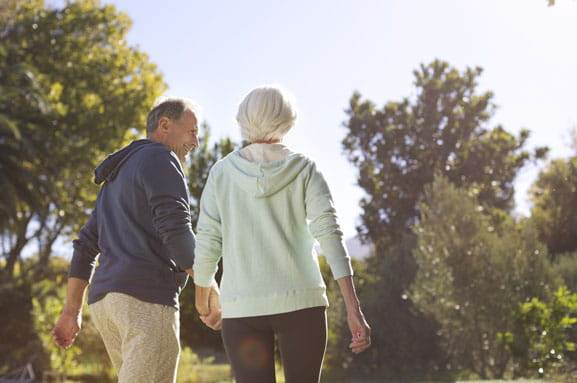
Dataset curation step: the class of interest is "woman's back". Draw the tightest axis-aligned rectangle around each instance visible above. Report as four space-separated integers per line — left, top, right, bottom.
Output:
194 146 351 318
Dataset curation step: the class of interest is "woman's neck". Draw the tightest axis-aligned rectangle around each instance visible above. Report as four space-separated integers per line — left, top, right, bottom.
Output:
252 139 281 144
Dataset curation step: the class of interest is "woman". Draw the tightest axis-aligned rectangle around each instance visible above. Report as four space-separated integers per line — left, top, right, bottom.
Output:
193 85 371 383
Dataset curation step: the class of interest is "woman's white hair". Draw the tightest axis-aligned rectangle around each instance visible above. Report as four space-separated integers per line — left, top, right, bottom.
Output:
236 85 297 142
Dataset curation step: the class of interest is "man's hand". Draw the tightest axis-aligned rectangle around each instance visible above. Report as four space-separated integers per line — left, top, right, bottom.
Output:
347 309 371 354
51 311 82 349
195 282 222 331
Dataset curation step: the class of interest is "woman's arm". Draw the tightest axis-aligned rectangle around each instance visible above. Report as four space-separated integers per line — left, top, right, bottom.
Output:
336 275 371 354
193 172 223 330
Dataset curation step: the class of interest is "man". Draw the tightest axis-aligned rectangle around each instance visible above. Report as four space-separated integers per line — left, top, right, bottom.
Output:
51 98 221 383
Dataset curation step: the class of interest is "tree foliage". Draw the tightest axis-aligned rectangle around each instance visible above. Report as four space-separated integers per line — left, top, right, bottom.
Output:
411 175 559 378
0 0 165 281
530 157 577 256
0 0 52 230
0 266 42 374
187 124 237 229
343 59 546 249
0 40 51 230
341 59 547 376
509 287 577 377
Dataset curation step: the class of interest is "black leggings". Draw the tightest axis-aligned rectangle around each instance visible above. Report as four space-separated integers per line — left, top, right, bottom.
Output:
221 306 327 383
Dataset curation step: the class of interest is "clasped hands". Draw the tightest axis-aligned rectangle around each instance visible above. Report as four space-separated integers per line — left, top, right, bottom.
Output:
195 281 222 330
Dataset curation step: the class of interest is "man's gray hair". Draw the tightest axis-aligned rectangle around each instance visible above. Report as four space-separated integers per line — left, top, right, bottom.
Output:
146 96 202 135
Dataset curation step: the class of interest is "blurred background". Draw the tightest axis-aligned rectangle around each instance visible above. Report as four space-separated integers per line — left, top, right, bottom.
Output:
1 0 577 381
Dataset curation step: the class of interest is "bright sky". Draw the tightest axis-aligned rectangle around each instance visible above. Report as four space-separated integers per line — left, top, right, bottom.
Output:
54 0 577 239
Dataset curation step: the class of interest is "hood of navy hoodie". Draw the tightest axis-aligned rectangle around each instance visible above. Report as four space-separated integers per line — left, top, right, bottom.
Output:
93 139 152 185
222 151 309 198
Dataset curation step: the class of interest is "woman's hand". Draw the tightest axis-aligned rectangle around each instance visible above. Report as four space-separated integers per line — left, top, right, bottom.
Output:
346 308 371 354
195 282 222 330
336 275 372 354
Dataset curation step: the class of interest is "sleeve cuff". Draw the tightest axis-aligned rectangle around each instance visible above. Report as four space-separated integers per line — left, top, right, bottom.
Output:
318 236 354 280
166 231 196 271
193 258 218 287
193 269 216 287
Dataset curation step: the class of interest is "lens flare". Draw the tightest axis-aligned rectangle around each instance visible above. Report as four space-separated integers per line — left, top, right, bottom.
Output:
237 337 271 370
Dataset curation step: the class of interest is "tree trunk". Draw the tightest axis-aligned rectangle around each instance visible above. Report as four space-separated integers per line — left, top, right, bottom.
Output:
2 214 32 280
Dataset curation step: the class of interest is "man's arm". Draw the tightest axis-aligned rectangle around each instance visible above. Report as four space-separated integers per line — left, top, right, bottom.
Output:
53 204 100 349
52 277 89 349
141 152 196 271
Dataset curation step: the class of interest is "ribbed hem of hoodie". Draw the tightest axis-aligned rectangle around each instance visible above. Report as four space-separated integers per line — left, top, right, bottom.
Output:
317 237 354 279
221 287 329 319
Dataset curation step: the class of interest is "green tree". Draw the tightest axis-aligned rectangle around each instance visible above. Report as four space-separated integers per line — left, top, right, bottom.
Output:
553 252 577 293
0 43 49 231
551 253 577 368
530 157 577 256
341 59 546 375
343 60 545 249
0 264 43 374
411 176 558 378
0 0 52 230
0 0 165 281
187 124 237 229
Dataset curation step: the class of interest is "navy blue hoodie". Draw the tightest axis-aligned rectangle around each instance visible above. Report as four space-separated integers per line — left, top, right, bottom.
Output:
69 139 195 309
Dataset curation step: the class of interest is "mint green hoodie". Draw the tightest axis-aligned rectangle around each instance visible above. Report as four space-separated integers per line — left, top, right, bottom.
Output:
193 150 353 318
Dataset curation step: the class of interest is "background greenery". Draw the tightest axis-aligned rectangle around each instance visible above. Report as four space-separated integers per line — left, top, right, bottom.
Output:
1 0 576 382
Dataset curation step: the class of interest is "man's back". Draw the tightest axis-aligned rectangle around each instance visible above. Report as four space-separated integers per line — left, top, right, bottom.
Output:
69 139 195 309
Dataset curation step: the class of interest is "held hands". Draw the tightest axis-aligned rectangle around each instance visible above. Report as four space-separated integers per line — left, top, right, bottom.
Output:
195 282 222 330
51 310 82 349
347 308 371 354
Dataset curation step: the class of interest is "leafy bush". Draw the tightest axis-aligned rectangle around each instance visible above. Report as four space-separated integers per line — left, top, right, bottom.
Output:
506 287 577 377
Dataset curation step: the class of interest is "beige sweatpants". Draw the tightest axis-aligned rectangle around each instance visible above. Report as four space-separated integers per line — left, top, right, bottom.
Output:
90 292 180 383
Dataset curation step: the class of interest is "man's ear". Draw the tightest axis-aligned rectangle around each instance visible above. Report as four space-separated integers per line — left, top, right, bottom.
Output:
158 117 171 134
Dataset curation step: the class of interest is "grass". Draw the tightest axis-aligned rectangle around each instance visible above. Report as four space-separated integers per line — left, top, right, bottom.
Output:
320 380 548 383
58 349 553 383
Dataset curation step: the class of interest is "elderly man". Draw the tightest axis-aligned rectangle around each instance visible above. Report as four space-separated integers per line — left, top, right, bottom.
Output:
52 98 220 383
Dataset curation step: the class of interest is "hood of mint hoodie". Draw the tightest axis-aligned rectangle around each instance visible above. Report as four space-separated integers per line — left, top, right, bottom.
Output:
221 151 310 198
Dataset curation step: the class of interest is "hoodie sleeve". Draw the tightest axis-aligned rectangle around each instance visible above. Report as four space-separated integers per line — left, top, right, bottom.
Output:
193 171 222 287
140 151 195 271
305 162 353 280
69 205 100 282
